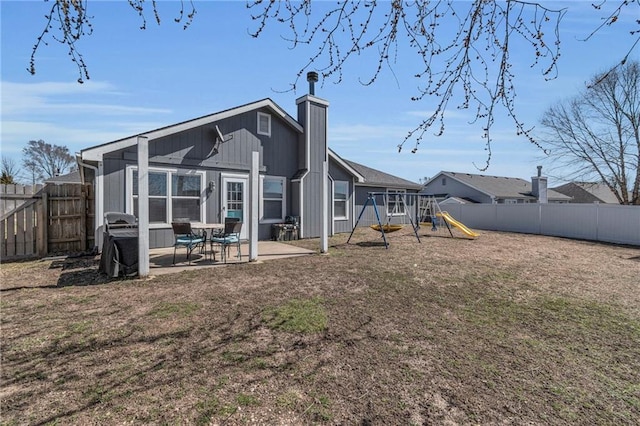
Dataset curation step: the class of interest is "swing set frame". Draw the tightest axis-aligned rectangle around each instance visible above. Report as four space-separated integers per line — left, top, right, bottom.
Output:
346 192 421 249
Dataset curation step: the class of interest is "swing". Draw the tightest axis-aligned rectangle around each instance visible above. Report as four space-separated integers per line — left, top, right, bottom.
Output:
347 192 421 249
370 223 403 233
417 195 456 237
370 191 404 233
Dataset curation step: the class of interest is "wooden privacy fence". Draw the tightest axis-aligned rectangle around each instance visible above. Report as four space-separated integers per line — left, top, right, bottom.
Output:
1 183 95 260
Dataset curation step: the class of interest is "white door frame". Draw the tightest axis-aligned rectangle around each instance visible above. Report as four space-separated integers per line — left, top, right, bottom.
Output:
221 173 249 239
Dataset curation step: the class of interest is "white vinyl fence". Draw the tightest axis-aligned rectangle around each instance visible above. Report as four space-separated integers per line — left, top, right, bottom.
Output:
438 203 640 246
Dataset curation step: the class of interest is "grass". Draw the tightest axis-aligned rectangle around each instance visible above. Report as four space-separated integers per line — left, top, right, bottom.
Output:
263 297 328 333
148 301 199 318
1 229 639 424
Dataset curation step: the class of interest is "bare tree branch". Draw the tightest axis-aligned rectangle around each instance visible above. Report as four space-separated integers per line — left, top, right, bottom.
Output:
539 60 640 205
29 0 638 170
22 140 75 182
247 0 570 169
1 157 20 184
29 0 196 83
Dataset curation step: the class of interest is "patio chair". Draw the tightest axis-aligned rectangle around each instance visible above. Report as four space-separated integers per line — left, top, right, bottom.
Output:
210 221 242 263
171 221 206 265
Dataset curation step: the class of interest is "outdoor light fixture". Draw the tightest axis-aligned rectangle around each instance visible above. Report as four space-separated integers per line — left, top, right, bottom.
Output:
208 181 215 193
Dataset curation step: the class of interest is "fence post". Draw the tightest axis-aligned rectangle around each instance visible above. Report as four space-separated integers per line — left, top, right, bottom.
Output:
80 185 87 252
538 204 542 235
595 203 599 242
39 192 48 256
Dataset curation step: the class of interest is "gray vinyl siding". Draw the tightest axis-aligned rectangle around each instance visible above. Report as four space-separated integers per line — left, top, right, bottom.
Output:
299 99 328 238
303 173 324 238
103 157 126 214
354 187 391 227
329 159 354 234
423 176 493 203
101 108 301 248
291 181 301 219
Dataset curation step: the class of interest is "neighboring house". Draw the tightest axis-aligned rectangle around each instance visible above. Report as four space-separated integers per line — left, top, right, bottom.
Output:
552 182 620 204
439 196 470 205
78 92 421 250
421 169 571 204
44 170 82 185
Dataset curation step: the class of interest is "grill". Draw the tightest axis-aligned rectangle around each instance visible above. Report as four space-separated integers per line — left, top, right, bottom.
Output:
271 216 299 241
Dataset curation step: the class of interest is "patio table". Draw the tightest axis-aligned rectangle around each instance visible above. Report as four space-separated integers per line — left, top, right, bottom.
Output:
192 224 224 261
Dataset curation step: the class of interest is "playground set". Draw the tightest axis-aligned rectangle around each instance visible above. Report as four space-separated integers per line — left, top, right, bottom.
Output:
346 192 479 249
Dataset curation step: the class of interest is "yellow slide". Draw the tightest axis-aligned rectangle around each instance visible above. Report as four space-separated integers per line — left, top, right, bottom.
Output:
436 212 479 238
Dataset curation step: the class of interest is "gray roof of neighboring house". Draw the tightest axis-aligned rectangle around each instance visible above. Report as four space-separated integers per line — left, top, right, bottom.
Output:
552 182 620 204
433 171 571 201
440 196 472 204
44 170 82 184
344 159 423 190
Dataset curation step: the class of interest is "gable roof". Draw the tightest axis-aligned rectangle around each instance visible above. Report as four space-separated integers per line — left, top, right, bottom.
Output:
80 98 303 161
44 170 82 185
344 159 422 190
552 182 620 204
328 149 365 183
428 171 570 201
440 196 472 205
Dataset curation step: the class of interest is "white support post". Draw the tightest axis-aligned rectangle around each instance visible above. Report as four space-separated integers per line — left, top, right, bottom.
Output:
321 160 328 253
137 136 150 277
249 151 259 261
96 161 104 251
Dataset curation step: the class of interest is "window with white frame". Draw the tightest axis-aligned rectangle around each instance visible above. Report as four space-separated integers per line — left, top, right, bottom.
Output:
128 167 204 226
257 112 271 137
333 181 349 220
386 189 406 216
171 174 203 221
261 176 286 222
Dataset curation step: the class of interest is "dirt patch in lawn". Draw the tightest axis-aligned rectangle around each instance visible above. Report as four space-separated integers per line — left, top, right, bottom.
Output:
1 229 639 425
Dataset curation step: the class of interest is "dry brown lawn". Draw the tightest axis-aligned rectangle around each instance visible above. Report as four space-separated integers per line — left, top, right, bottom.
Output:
1 229 639 425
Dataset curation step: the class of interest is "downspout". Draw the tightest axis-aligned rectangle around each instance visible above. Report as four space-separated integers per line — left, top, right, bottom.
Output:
328 174 335 236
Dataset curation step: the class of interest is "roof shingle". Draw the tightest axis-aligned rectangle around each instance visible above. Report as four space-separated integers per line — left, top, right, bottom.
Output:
345 160 422 190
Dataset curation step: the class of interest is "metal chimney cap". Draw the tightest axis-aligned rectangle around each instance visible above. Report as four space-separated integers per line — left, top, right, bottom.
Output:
537 165 543 177
307 71 319 82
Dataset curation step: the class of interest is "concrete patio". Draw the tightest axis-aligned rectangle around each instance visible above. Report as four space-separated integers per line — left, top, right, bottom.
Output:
148 241 315 275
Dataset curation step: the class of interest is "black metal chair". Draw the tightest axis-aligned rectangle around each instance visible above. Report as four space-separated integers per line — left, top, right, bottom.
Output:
171 221 206 265
224 217 240 225
210 221 242 263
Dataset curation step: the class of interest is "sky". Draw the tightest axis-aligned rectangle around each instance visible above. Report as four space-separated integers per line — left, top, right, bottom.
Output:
1 1 639 186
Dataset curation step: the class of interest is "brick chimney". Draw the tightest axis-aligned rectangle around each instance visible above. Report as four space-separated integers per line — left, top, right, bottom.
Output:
531 166 548 203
